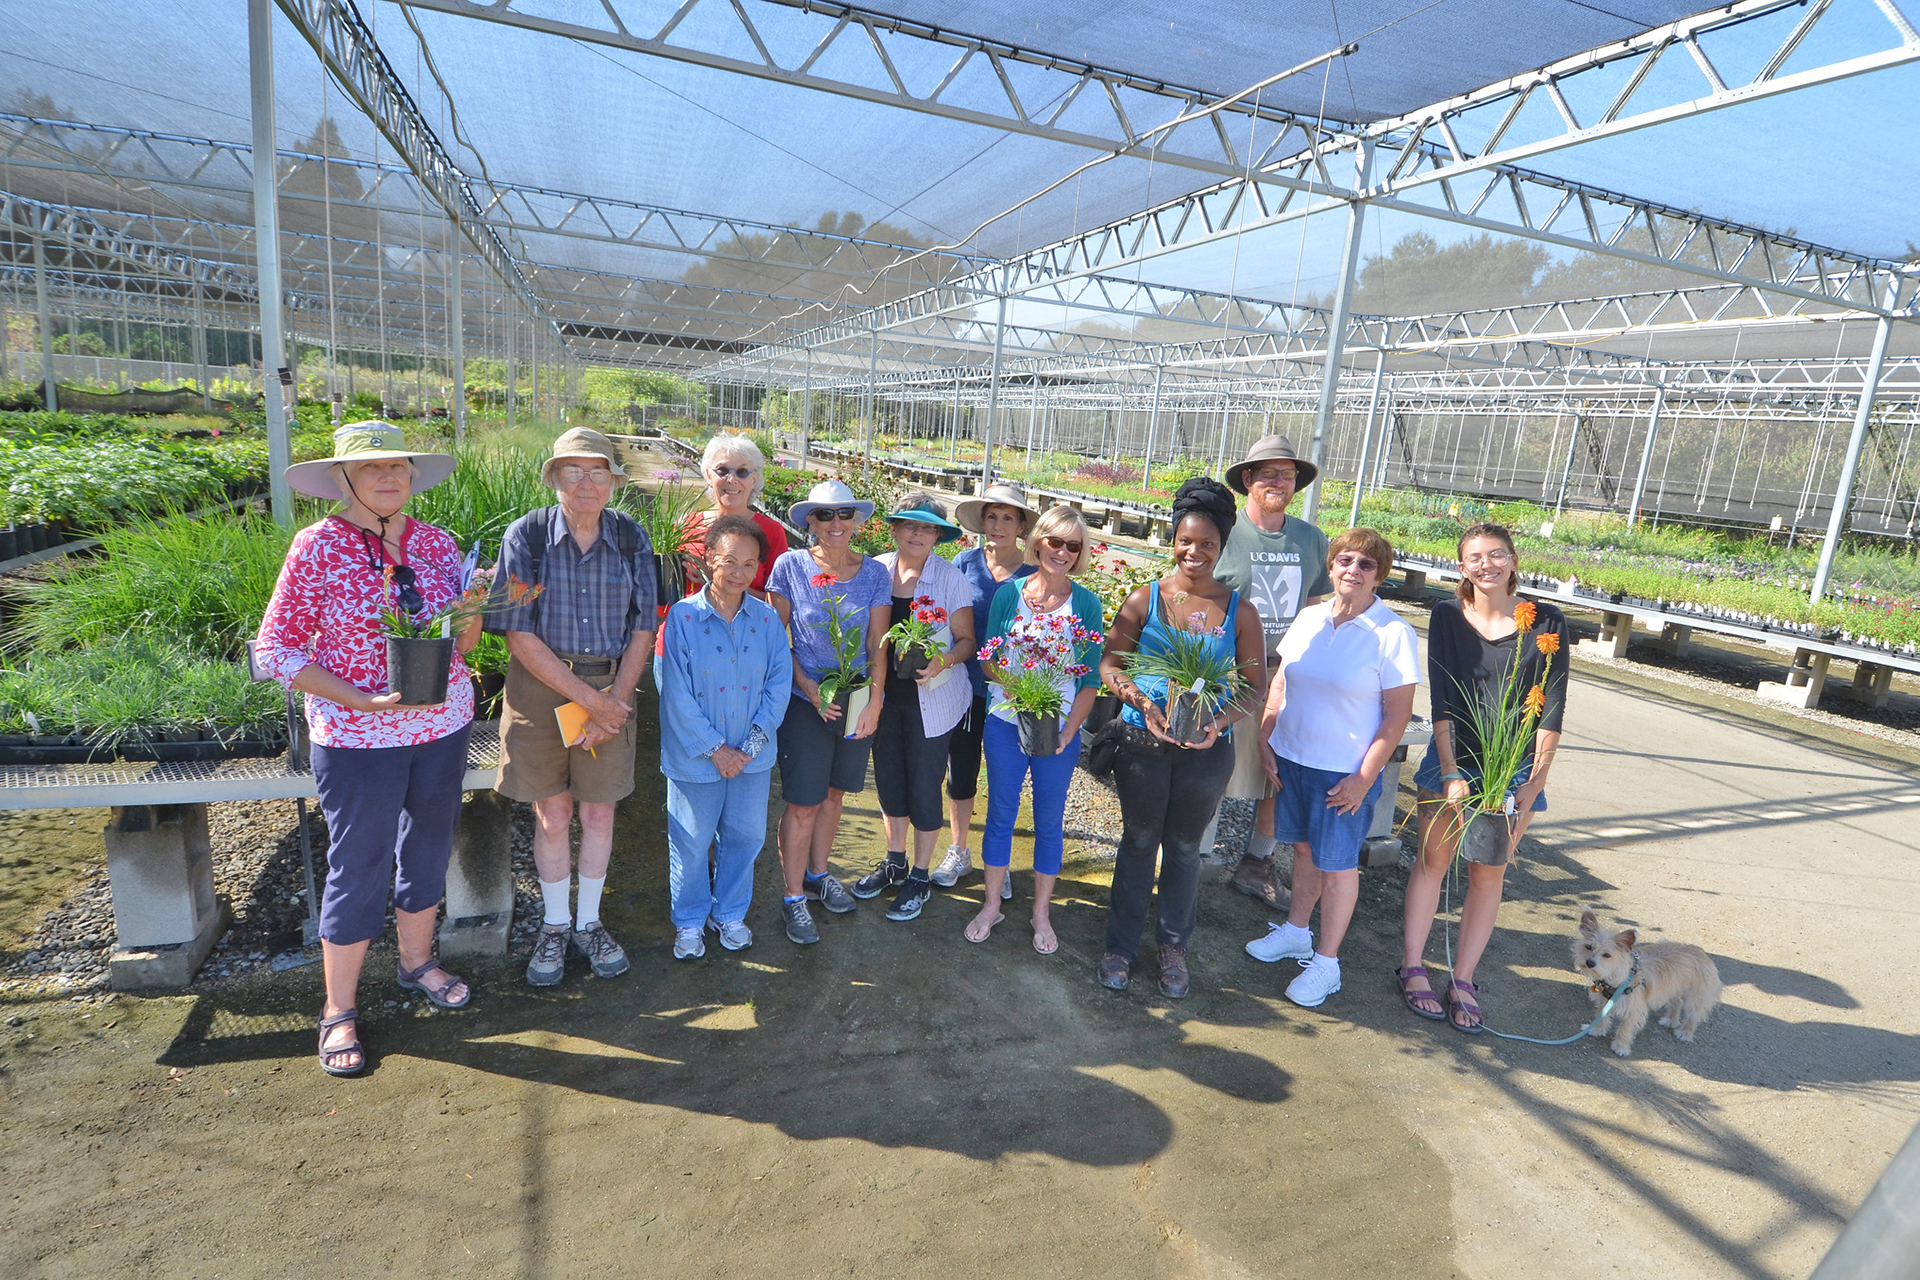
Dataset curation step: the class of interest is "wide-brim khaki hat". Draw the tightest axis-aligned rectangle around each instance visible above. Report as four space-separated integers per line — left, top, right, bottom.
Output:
540 426 630 488
954 482 1040 533
284 420 456 500
1225 434 1319 494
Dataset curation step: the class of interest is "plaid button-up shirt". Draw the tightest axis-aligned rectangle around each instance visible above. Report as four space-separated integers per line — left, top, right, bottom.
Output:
493 504 657 657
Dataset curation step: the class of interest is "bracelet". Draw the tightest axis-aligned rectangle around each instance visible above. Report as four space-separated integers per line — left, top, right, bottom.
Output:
1440 769 1470 782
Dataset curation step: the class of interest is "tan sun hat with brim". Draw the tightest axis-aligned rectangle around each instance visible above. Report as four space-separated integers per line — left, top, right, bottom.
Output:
540 426 629 488
953 482 1040 534
284 420 457 501
1225 434 1318 495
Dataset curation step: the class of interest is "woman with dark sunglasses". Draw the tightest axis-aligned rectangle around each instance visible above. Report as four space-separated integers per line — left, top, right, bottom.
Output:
256 422 481 1077
1242 528 1420 1011
765 479 891 945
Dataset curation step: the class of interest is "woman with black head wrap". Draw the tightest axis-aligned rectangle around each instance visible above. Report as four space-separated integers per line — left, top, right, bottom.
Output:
1096 477 1268 997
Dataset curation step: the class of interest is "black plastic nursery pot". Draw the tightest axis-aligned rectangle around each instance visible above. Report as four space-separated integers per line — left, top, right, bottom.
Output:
0 734 115 766
893 648 930 683
386 635 456 706
1016 709 1060 757
1166 689 1209 745
1085 693 1122 734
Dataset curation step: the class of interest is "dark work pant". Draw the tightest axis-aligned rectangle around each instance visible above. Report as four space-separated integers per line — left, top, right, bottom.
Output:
311 723 473 946
871 690 954 833
1103 732 1235 959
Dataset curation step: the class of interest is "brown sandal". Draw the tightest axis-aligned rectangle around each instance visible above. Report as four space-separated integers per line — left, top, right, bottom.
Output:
1395 966 1447 1021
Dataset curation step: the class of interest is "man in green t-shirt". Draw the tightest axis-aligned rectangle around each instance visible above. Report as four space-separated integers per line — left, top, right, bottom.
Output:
1212 435 1333 910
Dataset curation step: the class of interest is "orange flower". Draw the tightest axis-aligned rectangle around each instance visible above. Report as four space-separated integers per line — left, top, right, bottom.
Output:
1512 599 1537 633
1523 685 1546 718
1535 630 1561 656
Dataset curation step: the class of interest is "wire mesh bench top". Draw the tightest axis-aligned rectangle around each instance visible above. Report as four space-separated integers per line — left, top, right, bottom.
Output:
0 722 502 811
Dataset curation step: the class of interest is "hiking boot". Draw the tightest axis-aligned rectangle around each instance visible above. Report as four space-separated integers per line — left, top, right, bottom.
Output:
930 845 973 887
1158 944 1191 999
783 899 820 945
572 922 631 978
672 926 705 960
525 924 569 987
706 917 753 950
851 856 907 900
885 876 933 922
807 873 857 914
1097 952 1132 991
1231 854 1292 912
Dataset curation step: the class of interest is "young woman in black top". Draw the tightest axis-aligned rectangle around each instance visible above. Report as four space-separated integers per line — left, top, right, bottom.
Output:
1398 523 1569 1032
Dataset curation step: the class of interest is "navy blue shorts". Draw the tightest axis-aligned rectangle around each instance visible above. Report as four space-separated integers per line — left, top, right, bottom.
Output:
1271 753 1383 873
1412 750 1548 812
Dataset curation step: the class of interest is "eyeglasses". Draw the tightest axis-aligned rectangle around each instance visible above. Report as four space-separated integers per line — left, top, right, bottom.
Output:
813 506 862 524
710 465 756 480
1040 535 1083 555
1248 465 1297 485
557 465 616 486
359 528 425 613
1332 552 1378 574
1463 549 1515 566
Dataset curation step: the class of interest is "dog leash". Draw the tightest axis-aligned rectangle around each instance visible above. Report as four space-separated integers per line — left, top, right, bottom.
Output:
1431 818 1641 1045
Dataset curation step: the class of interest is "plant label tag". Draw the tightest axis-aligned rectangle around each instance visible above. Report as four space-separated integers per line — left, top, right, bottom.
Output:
925 664 958 693
842 684 873 737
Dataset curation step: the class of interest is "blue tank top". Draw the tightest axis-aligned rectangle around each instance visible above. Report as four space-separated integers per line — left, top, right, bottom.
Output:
1120 580 1241 731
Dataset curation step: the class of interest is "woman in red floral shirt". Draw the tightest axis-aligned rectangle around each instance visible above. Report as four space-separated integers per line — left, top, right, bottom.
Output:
255 423 482 1076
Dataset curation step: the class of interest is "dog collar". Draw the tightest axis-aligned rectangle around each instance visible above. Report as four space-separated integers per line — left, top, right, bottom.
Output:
1590 952 1641 1001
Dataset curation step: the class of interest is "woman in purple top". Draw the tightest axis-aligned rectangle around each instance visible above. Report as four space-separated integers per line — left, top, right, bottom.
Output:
765 479 891 946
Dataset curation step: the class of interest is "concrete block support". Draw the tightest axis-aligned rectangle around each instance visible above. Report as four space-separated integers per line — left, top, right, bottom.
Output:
1758 649 1833 709
104 803 229 989
440 789 516 959
1850 661 1895 709
1657 623 1693 658
1575 610 1633 660
1401 569 1427 591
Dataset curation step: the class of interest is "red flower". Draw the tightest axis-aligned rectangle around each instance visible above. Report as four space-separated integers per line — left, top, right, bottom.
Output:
931 607 948 623
809 572 834 588
915 610 934 623
915 594 936 607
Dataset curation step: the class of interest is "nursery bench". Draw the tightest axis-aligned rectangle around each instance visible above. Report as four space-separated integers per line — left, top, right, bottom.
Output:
0 723 512 990
1388 555 1920 711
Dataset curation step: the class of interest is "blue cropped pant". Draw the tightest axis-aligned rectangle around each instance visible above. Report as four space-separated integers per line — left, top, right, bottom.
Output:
981 714 1080 876
666 770 773 930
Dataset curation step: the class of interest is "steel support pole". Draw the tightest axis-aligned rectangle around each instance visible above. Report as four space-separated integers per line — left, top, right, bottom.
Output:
979 294 1008 489
861 330 878 456
1810 1115 1920 1280
1628 383 1668 526
948 375 960 462
1024 383 1041 473
0 289 9 385
449 238 465 445
1141 364 1165 493
191 282 212 410
505 288 517 430
249 0 292 526
1350 352 1387 527
1214 397 1232 476
1302 172 1370 525
33 236 57 412
1811 314 1894 605
1554 414 1582 518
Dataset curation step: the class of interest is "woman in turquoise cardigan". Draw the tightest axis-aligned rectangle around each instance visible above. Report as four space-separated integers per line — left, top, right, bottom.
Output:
964 505 1105 955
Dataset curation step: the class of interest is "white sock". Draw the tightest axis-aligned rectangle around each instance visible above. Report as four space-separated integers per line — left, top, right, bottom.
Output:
575 875 606 931
1243 830 1277 862
540 877 572 928
1274 920 1312 942
1309 951 1340 971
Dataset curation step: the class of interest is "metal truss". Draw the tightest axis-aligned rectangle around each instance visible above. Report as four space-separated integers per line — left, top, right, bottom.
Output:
1 193 260 305
275 0 558 336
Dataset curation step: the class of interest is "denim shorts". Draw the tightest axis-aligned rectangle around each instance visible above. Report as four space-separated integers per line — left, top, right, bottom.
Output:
1412 750 1548 812
1271 753 1383 874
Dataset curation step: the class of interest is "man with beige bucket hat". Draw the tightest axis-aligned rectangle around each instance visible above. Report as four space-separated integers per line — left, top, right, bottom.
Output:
1211 435 1332 910
491 427 657 986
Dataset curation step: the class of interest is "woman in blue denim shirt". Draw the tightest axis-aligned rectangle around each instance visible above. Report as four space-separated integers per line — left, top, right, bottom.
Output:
656 516 792 958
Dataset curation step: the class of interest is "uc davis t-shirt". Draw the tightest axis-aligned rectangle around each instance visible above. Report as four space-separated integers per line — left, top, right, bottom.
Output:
1213 515 1334 657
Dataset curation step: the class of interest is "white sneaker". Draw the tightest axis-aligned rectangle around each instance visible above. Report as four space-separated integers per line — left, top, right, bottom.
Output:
673 926 706 960
1286 956 1342 1008
1245 921 1314 963
706 917 753 951
931 845 973 887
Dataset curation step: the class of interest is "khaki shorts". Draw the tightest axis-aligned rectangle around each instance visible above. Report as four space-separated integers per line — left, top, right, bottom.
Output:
496 655 638 804
1224 716 1276 801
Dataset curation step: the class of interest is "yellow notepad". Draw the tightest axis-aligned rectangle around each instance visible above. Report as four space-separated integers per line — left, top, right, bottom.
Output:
555 701 596 756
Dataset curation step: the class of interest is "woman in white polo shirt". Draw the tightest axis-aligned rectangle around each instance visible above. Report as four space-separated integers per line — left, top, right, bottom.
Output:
1244 528 1420 1009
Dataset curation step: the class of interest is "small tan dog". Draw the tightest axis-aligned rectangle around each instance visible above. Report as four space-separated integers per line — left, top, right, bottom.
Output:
1572 911 1722 1057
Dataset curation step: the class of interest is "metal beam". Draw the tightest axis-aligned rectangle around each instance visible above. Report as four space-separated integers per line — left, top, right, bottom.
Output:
251 0 294 526
1811 313 1896 603
33 235 55 411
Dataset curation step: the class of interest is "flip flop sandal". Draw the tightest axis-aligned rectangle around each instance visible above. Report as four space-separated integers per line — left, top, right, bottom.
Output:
1447 979 1486 1034
964 912 1005 944
1395 965 1448 1021
318 1009 365 1077
1032 923 1059 956
397 958 472 1009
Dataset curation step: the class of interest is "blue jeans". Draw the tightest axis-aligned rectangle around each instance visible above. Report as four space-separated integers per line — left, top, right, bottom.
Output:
666 770 773 930
981 715 1080 876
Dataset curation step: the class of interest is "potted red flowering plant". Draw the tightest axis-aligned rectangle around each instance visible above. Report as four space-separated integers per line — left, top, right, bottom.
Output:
1450 599 1562 861
883 594 949 682
378 564 540 706
810 571 870 713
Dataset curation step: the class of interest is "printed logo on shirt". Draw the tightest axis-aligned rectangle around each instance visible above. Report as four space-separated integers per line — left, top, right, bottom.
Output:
1245 553 1304 643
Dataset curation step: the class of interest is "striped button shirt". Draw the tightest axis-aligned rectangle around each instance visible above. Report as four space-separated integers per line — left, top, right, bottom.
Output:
493 504 657 657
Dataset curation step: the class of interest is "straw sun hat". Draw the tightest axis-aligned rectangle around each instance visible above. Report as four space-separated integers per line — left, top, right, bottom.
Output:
283 420 456 501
